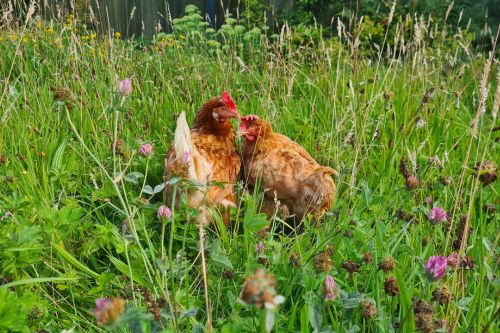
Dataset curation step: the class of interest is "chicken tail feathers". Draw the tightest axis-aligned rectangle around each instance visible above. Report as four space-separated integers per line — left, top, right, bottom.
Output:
315 166 338 177
174 111 197 180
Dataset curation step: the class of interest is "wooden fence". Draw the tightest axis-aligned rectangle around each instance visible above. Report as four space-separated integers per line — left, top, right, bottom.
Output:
38 0 331 38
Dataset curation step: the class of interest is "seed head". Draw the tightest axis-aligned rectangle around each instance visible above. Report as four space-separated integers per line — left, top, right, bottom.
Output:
384 277 400 296
378 257 396 273
432 285 452 305
240 269 284 310
361 300 377 320
476 161 497 186
341 260 360 274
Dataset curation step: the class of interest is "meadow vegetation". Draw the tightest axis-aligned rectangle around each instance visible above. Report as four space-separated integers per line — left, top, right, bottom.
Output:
0 3 499 333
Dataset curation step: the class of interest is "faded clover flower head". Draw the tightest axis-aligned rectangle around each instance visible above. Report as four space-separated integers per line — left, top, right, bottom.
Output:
323 275 338 301
425 255 448 281
118 78 132 95
255 241 265 255
447 252 460 269
139 143 153 156
425 196 433 205
429 207 447 224
157 205 172 220
93 297 125 327
240 269 284 310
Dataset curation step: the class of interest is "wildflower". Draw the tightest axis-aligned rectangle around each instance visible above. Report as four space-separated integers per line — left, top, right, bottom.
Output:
439 176 451 187
424 256 447 281
240 269 284 332
179 35 186 40
447 252 459 269
361 301 377 320
415 117 426 128
434 319 451 333
413 299 434 333
289 253 301 267
314 246 333 272
36 22 43 29
240 269 284 309
432 285 452 305
363 252 373 263
378 256 396 273
93 297 125 327
115 31 121 39
428 207 447 224
452 215 471 250
157 205 172 220
139 143 153 156
255 241 265 255
384 277 400 296
476 160 497 186
341 260 360 274
323 275 338 301
424 196 433 205
47 28 54 34
118 78 132 95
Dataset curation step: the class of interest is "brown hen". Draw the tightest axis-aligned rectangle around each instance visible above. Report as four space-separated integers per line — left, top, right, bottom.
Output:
164 92 241 225
240 115 336 222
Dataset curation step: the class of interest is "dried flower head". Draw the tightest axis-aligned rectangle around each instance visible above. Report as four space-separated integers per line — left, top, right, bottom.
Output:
452 215 471 250
414 312 435 333
157 205 172 220
240 269 284 310
434 318 451 332
439 175 451 186
139 143 154 156
119 78 132 95
429 207 447 224
289 253 301 267
460 255 474 269
405 175 420 190
223 270 234 279
447 252 460 269
384 277 400 296
425 256 447 281
361 300 377 320
323 275 338 301
314 248 333 272
93 297 125 327
141 287 161 321
255 241 265 255
432 285 452 305
379 257 396 273
424 196 433 205
476 160 497 186
341 260 360 274
363 252 373 264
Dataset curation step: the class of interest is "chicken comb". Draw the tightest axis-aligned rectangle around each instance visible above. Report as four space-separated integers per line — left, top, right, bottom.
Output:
221 91 237 113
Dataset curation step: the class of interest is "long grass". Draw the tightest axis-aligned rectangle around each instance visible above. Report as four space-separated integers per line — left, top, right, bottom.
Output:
0 4 499 333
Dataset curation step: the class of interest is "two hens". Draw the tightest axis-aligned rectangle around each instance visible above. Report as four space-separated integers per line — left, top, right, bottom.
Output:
239 115 336 222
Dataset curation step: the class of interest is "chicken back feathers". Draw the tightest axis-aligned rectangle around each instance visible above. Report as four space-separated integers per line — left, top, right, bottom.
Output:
164 93 241 224
240 115 336 221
